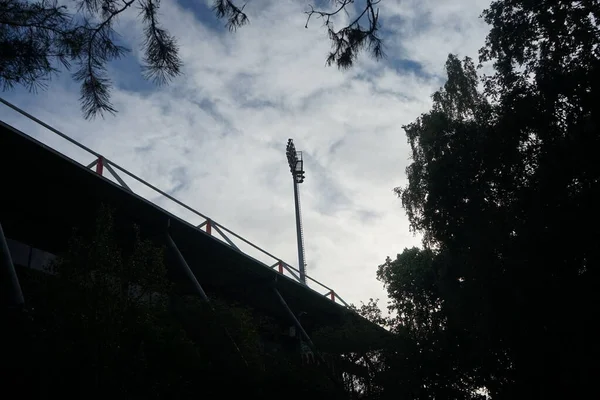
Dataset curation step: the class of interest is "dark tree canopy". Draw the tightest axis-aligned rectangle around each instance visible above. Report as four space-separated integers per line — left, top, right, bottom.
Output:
0 0 384 119
384 0 599 398
2 205 350 398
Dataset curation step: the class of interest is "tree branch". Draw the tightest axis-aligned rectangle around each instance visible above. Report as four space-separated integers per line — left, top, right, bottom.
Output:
304 0 352 29
139 0 182 85
76 0 134 118
212 0 248 32
1 0 387 120
305 0 384 69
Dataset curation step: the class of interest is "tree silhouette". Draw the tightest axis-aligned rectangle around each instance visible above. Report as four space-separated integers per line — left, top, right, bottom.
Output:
387 1 599 398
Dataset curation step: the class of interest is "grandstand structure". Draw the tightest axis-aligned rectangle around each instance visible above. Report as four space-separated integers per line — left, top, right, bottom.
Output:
0 97 389 384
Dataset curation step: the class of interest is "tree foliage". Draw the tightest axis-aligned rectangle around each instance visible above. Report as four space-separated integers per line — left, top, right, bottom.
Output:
0 0 384 119
0 0 181 119
381 0 599 398
305 0 384 69
2 205 349 398
377 248 443 338
4 206 212 397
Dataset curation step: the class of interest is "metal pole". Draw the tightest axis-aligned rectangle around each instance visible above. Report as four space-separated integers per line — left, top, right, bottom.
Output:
0 97 101 157
0 223 24 307
292 179 306 284
165 231 209 302
166 224 249 368
273 287 315 351
273 287 345 392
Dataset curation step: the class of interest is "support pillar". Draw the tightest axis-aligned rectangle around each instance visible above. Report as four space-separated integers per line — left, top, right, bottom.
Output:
0 223 24 307
273 286 345 392
166 222 248 369
273 287 317 352
166 231 209 302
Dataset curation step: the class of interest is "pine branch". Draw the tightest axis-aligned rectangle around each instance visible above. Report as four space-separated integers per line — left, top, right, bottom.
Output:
139 0 182 85
74 0 133 119
1 0 388 120
212 0 248 32
306 0 385 69
0 0 83 91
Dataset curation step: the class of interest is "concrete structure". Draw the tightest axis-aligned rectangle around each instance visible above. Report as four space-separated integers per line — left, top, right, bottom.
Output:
0 100 390 384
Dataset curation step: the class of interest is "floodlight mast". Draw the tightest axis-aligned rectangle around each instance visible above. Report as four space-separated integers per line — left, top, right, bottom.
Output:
286 139 307 284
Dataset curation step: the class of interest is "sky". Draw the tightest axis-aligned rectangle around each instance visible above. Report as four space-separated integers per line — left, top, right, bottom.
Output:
0 0 492 307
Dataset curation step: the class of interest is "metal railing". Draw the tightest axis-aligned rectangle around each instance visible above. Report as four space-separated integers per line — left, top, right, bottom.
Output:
0 97 349 307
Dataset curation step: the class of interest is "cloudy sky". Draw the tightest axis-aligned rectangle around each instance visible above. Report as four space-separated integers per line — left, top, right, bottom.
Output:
0 0 492 307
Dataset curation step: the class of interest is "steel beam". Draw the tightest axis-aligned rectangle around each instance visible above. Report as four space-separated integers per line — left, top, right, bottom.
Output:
334 293 350 307
104 162 132 192
166 224 248 368
86 159 99 169
273 286 345 391
0 96 101 158
212 224 239 250
197 220 207 229
0 223 24 307
273 287 316 351
282 264 301 282
166 231 209 302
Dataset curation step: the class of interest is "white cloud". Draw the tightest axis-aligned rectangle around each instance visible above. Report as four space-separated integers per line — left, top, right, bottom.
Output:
380 0 491 74
0 0 492 307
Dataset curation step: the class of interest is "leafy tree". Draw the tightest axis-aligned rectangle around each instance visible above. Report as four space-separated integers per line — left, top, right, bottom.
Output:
389 1 599 398
376 247 488 400
14 206 218 398
0 0 384 119
3 205 354 398
377 247 442 338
